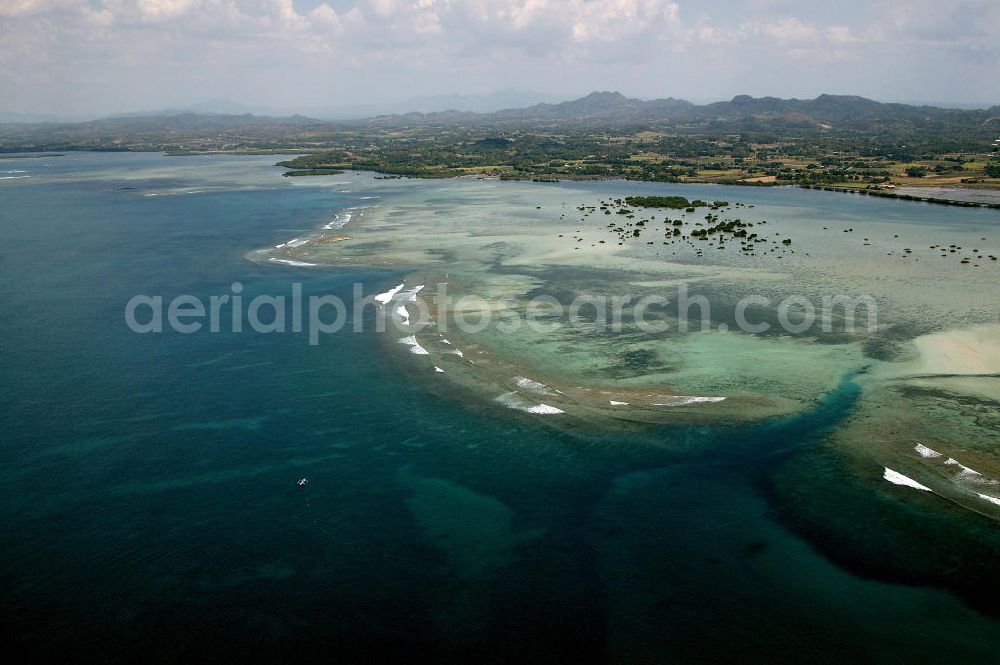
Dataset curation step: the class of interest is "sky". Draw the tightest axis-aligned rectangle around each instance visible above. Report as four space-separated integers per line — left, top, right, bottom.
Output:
1 0 998 117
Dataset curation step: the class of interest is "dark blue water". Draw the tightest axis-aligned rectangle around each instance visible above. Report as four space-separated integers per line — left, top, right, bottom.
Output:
2 153 999 663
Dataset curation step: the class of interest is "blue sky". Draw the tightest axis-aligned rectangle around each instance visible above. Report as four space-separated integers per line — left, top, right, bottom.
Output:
1 0 997 116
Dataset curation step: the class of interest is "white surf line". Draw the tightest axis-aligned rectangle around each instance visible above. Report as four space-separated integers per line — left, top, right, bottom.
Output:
322 208 356 230
944 457 1000 486
267 258 317 267
495 392 564 415
273 204 368 254
398 335 429 355
434 366 444 373
525 403 565 414
652 396 726 406
0 175 31 179
609 400 629 406
913 445 999 489
883 467 932 492
914 443 942 458
883 468 1000 520
391 285 428 326
945 458 980 478
977 493 1000 507
401 284 425 301
374 283 405 305
514 376 557 396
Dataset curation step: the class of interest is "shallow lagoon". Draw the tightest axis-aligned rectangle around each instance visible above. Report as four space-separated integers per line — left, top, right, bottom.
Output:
278 168 1000 624
3 153 1000 661
279 174 1000 463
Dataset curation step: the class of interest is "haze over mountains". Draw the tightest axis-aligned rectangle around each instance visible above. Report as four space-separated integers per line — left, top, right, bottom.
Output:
0 90 574 124
364 91 1000 129
5 91 999 128
2 91 999 154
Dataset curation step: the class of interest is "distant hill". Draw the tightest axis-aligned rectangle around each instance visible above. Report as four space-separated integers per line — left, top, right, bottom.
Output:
279 90 572 120
0 112 329 152
367 91 1000 134
496 91 693 121
2 92 999 153
368 91 693 125
0 111 70 123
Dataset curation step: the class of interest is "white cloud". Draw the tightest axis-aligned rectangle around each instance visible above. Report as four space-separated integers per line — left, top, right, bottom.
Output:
571 0 680 42
0 0 997 115
755 17 817 42
0 0 77 17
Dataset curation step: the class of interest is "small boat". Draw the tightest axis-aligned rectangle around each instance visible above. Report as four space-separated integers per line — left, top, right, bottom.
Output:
297 478 309 487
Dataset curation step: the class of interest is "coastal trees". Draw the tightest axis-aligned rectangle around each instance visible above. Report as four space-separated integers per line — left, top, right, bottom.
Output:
624 195 706 209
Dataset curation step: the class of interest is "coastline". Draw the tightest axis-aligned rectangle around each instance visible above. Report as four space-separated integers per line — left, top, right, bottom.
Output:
800 183 1000 209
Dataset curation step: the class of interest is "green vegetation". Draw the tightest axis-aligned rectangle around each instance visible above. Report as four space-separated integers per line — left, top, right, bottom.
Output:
265 129 1000 196
624 196 705 209
3 93 999 199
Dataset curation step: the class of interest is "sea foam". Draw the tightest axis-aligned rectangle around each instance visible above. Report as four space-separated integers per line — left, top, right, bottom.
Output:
323 209 355 230
652 396 726 406
402 284 425 301
375 283 405 305
495 391 564 414
883 467 932 492
914 443 942 458
395 305 410 325
398 335 429 355
267 258 317 267
944 458 999 486
945 458 985 481
514 376 555 395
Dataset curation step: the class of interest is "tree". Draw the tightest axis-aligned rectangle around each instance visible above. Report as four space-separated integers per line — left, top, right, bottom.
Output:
905 166 927 177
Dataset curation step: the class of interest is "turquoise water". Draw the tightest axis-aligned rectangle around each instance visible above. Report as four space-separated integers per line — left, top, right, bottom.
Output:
2 153 999 663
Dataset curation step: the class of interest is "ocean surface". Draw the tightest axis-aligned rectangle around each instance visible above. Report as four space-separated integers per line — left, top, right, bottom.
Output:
2 153 999 663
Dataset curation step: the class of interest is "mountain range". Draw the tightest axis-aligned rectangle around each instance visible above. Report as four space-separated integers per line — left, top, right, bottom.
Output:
366 91 1000 132
2 92 999 153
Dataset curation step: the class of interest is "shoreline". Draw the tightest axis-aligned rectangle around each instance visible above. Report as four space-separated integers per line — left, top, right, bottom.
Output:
8 149 998 211
800 183 1000 209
